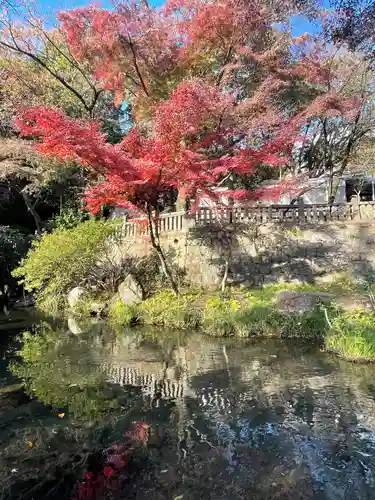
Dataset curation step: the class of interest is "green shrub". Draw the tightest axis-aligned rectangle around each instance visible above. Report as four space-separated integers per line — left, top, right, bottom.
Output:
325 309 375 361
12 219 117 313
285 307 328 339
108 297 138 326
52 204 89 230
72 293 109 318
139 290 201 329
235 306 285 337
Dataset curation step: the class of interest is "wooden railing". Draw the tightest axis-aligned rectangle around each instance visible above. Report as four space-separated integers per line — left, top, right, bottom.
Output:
116 202 375 238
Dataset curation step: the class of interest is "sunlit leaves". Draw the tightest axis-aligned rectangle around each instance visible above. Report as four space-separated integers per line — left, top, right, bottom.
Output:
14 0 365 213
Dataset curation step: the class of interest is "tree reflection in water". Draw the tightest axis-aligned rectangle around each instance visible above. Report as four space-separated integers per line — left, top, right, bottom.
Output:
0 320 375 499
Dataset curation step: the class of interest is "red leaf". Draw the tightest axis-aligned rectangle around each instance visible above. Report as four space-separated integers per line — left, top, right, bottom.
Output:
85 472 94 481
103 465 114 478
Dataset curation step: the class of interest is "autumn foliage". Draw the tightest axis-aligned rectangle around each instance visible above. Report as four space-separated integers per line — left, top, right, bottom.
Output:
74 421 150 500
15 1 360 216
12 0 364 291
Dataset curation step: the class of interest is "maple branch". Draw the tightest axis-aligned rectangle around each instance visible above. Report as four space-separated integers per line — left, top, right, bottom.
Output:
216 45 234 86
4 181 43 232
43 29 102 96
8 7 100 96
0 28 96 115
328 81 367 204
119 35 149 97
90 88 104 118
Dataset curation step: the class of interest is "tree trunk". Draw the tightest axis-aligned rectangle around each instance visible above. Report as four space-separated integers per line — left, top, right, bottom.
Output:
19 188 42 233
147 206 179 295
327 166 338 207
221 258 230 293
328 109 362 207
175 190 186 212
220 244 232 293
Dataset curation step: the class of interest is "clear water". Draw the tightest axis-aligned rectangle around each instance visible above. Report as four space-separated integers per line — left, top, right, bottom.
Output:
1 315 375 499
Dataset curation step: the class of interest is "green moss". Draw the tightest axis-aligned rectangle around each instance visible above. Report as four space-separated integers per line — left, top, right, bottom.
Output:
320 272 364 296
285 227 304 238
325 309 375 361
119 282 341 339
244 281 317 305
58 272 375 363
122 282 375 362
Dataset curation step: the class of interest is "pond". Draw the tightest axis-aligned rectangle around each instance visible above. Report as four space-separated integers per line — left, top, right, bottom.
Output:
1 315 375 499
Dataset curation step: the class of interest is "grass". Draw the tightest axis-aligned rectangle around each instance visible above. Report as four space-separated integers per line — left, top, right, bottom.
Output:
324 309 375 361
138 290 201 329
202 296 330 339
108 296 138 326
105 284 335 340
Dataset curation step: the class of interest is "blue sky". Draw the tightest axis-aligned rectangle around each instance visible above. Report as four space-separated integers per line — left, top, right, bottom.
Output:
39 0 164 15
39 0 325 37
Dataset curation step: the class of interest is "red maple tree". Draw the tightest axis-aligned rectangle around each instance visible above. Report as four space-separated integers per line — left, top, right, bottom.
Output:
15 0 359 293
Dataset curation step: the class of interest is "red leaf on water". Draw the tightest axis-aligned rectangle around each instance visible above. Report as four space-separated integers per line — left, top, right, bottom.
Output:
103 465 114 478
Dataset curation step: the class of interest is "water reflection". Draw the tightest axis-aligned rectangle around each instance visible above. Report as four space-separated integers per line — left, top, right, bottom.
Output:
2 320 375 499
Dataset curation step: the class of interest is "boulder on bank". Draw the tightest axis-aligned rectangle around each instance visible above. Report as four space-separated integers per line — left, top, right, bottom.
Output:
275 290 335 314
118 274 144 305
67 287 86 309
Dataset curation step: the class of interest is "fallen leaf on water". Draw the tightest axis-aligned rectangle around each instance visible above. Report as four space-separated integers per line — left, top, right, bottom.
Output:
103 465 114 478
57 412 65 418
27 441 34 448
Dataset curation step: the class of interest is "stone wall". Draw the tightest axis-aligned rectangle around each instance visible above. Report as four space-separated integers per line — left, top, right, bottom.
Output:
113 220 375 287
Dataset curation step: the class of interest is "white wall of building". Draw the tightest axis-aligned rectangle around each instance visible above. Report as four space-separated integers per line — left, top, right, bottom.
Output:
198 178 350 207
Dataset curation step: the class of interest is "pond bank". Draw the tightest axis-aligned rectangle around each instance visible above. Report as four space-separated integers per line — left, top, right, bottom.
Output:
67 277 375 363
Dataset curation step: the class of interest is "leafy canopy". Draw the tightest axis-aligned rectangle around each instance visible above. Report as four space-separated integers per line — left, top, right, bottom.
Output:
14 0 363 217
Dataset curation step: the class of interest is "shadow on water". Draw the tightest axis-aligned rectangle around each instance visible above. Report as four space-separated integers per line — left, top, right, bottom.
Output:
0 317 375 499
